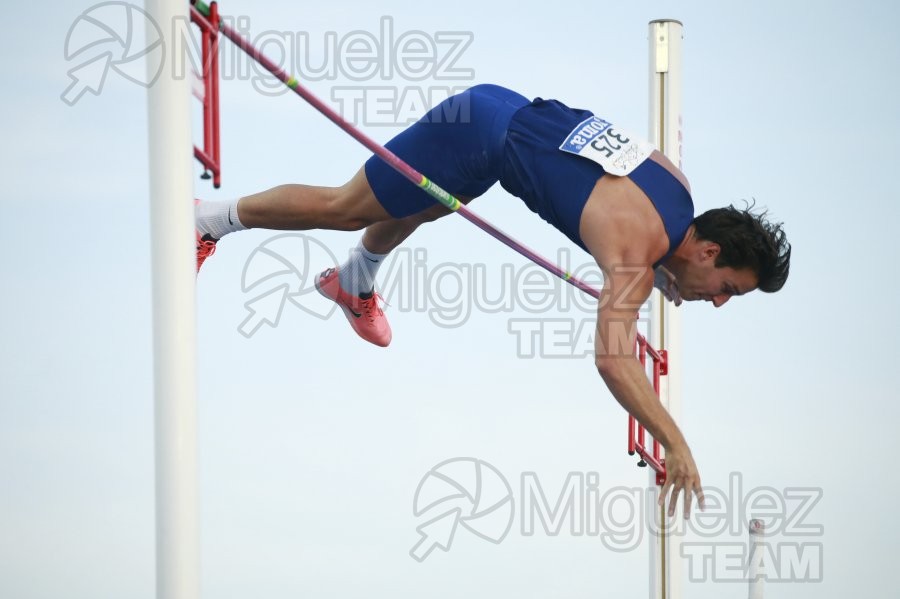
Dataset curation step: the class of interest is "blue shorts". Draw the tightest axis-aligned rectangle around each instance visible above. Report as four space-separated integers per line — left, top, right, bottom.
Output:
364 84 529 218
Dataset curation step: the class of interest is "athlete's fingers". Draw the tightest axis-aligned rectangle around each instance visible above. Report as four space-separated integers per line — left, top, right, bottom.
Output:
668 480 684 517
659 477 673 508
695 483 706 512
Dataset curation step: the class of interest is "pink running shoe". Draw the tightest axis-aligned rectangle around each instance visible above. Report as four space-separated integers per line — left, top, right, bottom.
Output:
315 266 392 347
195 199 217 273
196 230 217 273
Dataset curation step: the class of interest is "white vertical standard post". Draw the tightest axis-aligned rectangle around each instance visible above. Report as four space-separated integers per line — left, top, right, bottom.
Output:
145 2 200 599
748 519 766 599
647 18 685 599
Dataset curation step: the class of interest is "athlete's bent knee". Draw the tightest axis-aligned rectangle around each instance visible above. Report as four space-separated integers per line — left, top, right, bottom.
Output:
324 201 373 230
319 194 376 230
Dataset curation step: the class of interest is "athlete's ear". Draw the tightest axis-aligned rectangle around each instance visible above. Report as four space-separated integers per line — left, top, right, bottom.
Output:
699 241 720 263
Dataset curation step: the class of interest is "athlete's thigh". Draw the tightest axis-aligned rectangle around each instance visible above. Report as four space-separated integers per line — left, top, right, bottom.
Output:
409 194 475 224
336 166 395 225
340 163 475 227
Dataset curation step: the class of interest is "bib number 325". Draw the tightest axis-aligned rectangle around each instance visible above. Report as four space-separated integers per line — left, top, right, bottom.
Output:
559 116 656 176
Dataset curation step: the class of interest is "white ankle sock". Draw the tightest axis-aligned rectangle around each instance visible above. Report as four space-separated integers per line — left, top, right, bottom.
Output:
339 240 389 297
196 198 247 240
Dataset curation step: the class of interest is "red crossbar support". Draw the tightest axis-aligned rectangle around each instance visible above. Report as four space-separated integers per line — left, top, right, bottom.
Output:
191 1 221 187
628 333 668 486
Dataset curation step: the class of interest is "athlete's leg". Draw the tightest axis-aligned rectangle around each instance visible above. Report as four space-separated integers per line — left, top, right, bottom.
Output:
335 197 473 298
312 192 475 349
236 166 392 232
360 196 474 254
194 166 395 272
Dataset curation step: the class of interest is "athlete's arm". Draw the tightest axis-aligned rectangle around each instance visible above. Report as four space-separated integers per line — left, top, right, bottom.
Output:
579 173 703 517
593 261 704 518
594 267 683 447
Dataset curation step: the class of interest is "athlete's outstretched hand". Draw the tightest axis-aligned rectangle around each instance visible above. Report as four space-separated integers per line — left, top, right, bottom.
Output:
659 444 705 519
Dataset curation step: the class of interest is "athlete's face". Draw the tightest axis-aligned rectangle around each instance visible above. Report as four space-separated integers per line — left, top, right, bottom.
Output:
674 243 758 308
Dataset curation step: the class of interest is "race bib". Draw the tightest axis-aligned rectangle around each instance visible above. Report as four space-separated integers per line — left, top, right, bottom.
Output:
559 116 656 176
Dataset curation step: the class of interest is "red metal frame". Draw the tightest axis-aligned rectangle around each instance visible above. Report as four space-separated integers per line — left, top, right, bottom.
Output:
191 1 221 188
628 332 668 486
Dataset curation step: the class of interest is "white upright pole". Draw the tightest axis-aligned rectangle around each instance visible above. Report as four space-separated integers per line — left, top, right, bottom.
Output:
648 18 684 599
748 519 766 599
145 2 200 599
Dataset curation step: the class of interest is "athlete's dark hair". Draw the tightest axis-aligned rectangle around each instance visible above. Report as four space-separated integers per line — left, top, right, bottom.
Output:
691 201 791 293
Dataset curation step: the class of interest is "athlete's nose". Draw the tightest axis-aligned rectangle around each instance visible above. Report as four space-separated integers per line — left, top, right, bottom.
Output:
711 295 731 308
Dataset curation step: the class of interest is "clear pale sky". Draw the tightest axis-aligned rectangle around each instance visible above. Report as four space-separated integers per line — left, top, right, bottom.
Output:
2 0 897 598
